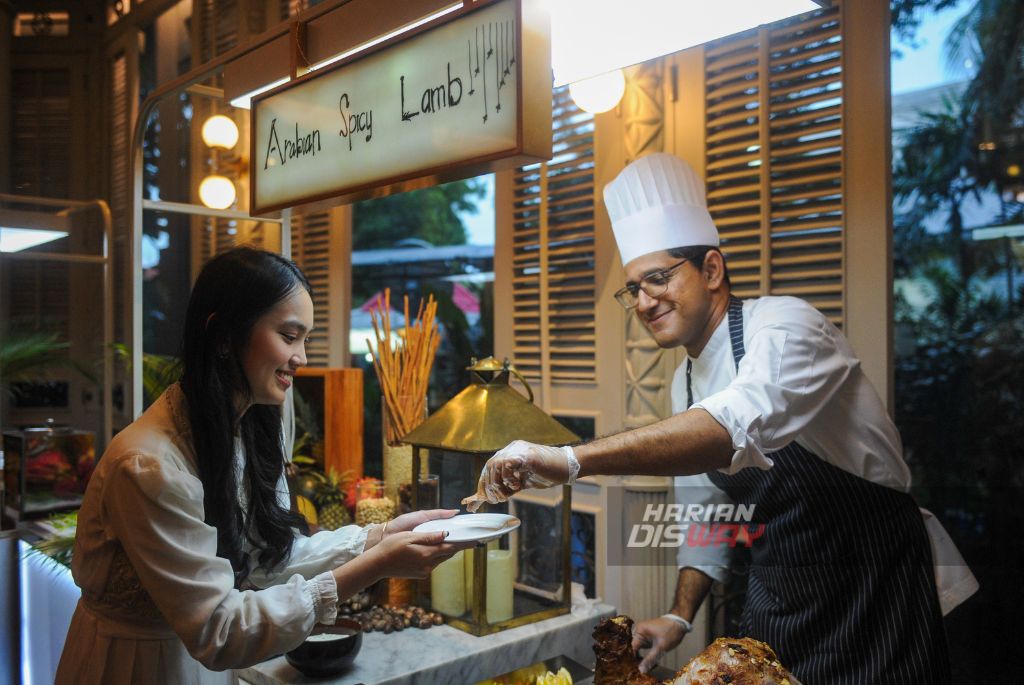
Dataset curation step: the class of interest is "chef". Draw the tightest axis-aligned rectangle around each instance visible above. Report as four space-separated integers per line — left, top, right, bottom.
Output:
465 153 978 684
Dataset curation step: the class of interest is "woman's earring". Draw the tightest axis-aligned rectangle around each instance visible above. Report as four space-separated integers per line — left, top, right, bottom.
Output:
218 346 229 359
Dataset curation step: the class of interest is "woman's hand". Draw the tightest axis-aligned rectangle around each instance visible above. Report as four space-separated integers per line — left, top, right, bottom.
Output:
363 509 458 551
386 509 459 534
334 526 469 601
369 530 472 579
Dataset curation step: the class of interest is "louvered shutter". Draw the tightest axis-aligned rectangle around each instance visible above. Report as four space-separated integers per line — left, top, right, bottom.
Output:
290 211 333 367
277 0 342 368
6 68 73 351
704 2 844 325
198 0 240 63
110 53 130 342
11 69 71 199
511 86 597 382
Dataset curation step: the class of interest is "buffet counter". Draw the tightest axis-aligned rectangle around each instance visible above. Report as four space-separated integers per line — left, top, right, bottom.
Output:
237 601 616 685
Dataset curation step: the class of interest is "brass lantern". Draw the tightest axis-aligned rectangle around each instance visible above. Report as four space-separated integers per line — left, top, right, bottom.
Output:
402 356 578 635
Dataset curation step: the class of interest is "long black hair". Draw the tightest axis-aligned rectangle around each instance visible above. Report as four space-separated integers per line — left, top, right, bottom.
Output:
179 247 310 586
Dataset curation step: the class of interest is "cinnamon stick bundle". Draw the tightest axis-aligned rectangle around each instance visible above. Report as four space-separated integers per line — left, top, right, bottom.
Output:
367 289 440 444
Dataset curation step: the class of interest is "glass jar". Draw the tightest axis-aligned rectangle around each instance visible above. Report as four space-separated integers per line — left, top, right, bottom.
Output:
355 478 395 526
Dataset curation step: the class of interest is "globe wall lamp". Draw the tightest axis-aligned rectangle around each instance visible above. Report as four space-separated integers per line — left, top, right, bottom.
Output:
198 114 242 210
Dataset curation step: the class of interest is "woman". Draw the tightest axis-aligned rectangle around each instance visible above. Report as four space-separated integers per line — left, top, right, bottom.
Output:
56 247 466 683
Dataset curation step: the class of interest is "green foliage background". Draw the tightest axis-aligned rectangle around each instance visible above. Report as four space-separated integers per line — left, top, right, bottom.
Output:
352 179 485 250
891 1 1023 678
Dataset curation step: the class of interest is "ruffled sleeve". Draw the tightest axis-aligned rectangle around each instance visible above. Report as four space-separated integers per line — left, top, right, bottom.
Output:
241 469 369 590
246 524 369 590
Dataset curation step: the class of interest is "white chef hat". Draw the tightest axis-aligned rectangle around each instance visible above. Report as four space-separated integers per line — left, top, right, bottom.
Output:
603 153 719 266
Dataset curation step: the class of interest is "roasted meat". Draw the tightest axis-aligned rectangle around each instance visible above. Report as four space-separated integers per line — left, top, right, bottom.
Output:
593 616 797 685
593 616 660 685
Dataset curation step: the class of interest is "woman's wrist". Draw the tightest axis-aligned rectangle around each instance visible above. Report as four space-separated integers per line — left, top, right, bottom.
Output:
363 522 387 551
332 551 381 598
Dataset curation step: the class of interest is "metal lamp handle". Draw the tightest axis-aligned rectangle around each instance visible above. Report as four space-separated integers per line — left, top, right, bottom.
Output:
509 365 534 404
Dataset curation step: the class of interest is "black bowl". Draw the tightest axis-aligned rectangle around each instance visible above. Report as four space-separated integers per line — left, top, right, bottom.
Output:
285 618 363 677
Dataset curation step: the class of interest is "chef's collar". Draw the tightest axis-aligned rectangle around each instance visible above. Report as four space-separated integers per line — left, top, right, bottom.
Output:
685 308 730 366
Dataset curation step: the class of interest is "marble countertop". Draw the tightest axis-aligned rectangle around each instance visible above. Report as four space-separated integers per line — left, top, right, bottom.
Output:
237 602 616 685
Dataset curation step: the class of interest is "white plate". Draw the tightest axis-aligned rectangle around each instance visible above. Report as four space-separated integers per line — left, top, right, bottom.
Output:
412 513 521 544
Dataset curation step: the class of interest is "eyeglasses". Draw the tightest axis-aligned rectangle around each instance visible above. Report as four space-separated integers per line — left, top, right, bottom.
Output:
614 259 690 309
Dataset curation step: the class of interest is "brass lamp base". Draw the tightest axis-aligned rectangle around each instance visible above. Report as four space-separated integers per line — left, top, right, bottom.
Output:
443 604 571 637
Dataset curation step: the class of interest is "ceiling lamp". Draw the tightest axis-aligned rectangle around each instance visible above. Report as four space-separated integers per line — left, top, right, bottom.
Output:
0 227 69 252
569 69 626 114
0 209 70 252
548 0 821 86
198 175 237 210
201 114 239 149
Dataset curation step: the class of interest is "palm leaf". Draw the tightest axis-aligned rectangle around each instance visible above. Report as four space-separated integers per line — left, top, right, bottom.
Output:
20 511 79 573
110 343 181 404
0 331 69 379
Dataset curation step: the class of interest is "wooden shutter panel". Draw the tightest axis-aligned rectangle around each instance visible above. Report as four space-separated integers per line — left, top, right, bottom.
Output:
6 67 73 348
11 69 72 198
511 159 543 377
290 211 333 367
704 1 844 325
198 0 240 63
511 86 597 382
110 52 130 343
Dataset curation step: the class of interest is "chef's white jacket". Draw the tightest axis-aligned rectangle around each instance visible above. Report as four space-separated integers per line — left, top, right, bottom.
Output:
671 296 977 615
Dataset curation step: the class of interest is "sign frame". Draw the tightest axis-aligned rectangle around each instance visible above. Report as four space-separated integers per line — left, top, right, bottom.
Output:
249 0 551 216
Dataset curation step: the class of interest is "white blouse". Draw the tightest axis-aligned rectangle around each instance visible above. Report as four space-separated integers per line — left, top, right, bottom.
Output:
56 385 368 684
671 296 977 615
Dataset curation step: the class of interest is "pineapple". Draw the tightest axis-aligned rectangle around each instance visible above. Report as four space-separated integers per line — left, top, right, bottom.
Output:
313 469 354 530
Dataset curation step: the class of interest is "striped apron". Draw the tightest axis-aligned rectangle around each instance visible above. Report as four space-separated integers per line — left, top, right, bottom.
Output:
691 296 949 684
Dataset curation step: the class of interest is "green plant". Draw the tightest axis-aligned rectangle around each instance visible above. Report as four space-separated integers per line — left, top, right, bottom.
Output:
110 343 180 406
0 331 86 400
292 386 322 459
22 510 78 572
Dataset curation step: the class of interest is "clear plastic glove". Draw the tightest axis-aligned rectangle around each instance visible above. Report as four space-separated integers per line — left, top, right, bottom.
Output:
461 440 579 512
631 615 692 674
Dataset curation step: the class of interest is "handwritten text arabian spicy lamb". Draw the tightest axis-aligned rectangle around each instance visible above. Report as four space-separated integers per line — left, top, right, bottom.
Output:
263 119 321 169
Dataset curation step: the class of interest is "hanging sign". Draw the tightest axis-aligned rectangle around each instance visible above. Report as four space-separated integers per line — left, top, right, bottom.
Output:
251 0 551 215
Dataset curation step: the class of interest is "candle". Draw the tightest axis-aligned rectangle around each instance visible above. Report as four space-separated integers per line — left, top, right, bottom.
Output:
486 549 514 623
463 547 475 608
462 541 499 608
430 550 466 616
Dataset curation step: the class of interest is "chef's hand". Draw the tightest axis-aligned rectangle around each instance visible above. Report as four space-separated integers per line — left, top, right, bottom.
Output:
631 615 691 674
461 440 579 512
